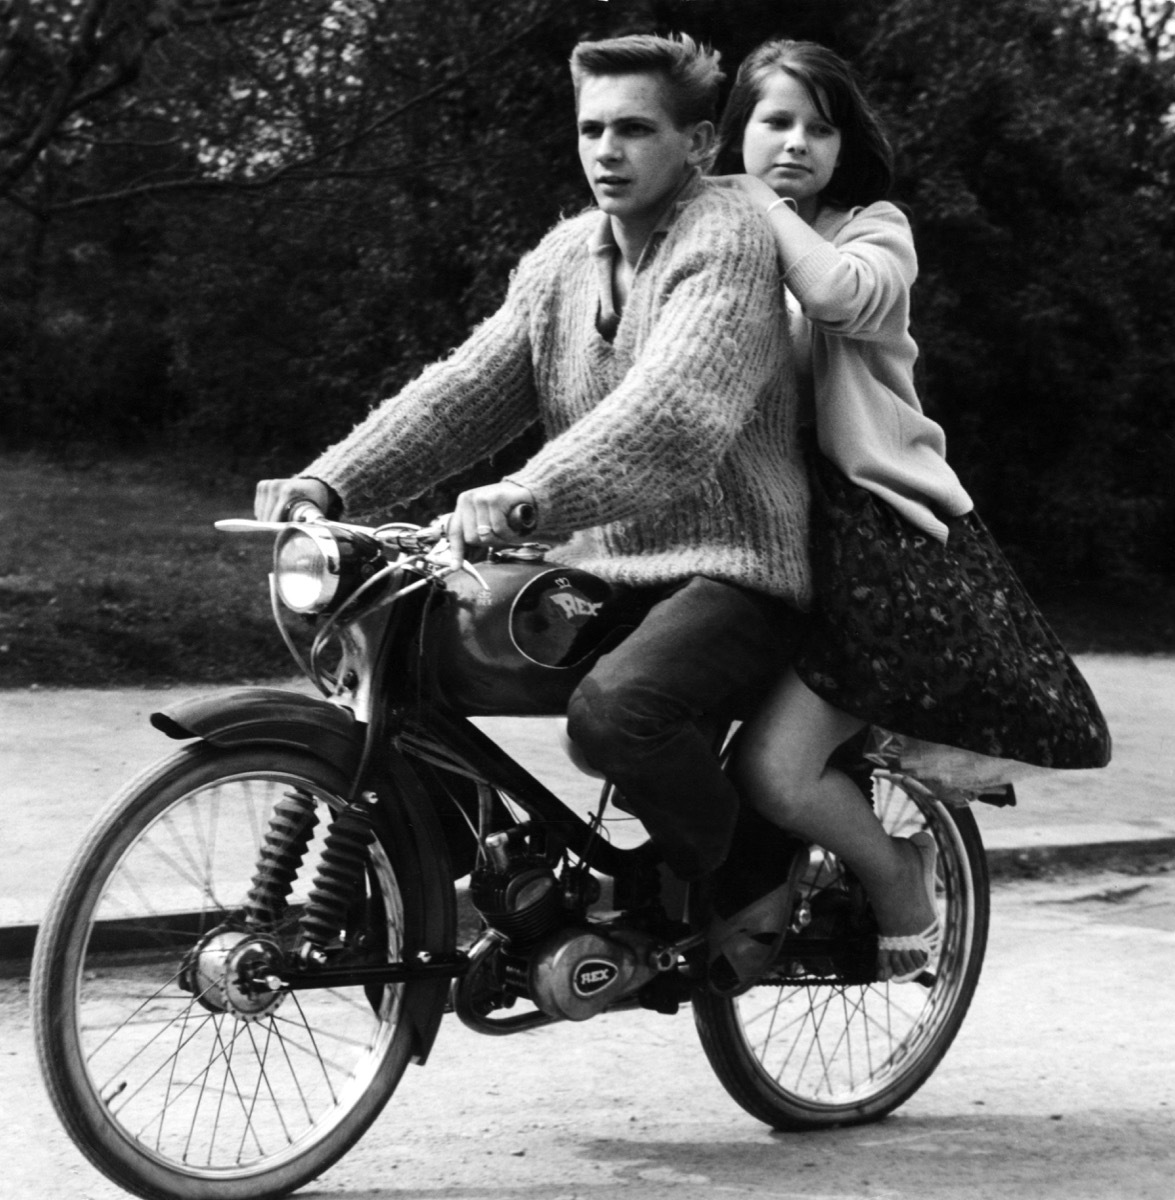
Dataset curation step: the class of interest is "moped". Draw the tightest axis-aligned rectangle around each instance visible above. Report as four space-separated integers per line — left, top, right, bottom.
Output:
31 505 992 1200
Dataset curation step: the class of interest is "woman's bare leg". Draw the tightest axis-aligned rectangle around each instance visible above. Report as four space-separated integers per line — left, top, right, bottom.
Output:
734 669 937 980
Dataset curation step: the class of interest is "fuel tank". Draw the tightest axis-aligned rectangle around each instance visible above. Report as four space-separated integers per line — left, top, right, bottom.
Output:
422 559 644 716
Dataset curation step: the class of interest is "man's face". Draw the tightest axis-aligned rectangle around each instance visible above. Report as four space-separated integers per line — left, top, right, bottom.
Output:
577 73 707 235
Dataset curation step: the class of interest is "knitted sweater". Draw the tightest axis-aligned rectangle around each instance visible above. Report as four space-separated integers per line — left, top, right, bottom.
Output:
788 202 973 541
307 177 812 605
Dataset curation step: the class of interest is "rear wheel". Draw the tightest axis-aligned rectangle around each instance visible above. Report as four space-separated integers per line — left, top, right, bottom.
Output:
693 774 989 1129
31 743 445 1200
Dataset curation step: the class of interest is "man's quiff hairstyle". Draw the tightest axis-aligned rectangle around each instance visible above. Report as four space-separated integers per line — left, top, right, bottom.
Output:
570 33 724 127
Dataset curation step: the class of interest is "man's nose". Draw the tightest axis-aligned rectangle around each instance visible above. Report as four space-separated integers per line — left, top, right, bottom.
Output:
596 129 622 160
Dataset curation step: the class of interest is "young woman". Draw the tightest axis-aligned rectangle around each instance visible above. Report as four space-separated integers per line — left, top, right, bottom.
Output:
712 40 1110 983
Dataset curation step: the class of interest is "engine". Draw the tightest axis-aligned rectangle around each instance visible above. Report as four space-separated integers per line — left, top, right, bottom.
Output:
465 829 673 1023
526 925 669 1021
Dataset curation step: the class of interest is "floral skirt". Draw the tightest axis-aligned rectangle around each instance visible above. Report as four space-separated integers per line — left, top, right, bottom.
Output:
794 451 1111 770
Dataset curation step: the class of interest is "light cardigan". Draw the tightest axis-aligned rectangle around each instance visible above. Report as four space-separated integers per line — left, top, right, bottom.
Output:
787 201 973 541
306 176 812 605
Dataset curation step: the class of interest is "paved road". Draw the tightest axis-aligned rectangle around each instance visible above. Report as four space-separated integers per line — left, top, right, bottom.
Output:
4 654 1175 933
3 654 1174 1197
4 866 1173 1199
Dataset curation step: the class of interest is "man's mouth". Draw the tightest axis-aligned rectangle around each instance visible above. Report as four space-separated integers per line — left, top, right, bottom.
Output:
597 175 630 187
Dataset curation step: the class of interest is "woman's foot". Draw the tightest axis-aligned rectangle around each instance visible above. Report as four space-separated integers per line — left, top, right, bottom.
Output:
873 832 940 983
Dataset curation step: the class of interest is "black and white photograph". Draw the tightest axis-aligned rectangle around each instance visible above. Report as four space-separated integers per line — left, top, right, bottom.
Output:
2 2 1172 1198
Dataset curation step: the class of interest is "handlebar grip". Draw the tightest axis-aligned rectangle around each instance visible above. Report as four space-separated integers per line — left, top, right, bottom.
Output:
285 499 325 523
507 502 537 535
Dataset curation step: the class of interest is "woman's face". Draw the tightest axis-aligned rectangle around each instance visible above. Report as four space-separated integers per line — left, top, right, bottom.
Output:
741 69 842 220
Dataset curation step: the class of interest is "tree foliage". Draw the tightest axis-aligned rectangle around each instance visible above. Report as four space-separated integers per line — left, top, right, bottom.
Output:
1 0 1173 588
1 0 584 461
850 0 1175 582
1098 0 1175 59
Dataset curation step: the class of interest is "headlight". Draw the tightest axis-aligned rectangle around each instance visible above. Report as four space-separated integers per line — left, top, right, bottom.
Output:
274 526 341 613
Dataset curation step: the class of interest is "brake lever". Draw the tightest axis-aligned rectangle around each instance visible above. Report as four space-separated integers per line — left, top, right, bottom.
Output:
215 519 289 533
215 517 379 536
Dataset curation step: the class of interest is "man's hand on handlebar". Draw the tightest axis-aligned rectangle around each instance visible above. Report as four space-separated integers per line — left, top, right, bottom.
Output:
448 481 537 568
254 477 333 523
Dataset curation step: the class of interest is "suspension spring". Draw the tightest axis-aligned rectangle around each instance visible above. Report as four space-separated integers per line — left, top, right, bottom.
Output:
299 796 376 954
243 789 320 928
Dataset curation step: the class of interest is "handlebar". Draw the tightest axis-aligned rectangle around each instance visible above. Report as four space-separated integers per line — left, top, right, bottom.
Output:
285 498 534 536
217 502 539 555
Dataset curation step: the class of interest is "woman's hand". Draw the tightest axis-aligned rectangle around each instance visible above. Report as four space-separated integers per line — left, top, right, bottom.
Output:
711 173 784 214
447 481 536 568
254 477 333 523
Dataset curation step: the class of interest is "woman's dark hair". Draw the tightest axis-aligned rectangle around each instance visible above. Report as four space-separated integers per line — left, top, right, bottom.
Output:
714 40 893 208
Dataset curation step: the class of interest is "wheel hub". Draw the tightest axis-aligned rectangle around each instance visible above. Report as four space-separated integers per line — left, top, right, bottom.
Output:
182 928 287 1021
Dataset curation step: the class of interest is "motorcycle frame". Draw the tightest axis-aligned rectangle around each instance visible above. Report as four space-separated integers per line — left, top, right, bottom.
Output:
150 566 652 1012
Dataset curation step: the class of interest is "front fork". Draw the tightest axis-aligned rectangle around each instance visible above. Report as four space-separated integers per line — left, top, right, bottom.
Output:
240 784 375 963
235 785 468 995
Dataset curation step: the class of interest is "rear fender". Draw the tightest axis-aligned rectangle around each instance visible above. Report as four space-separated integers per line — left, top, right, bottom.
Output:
151 686 454 1066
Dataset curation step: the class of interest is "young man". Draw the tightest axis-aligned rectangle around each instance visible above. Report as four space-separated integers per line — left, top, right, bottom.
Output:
255 34 810 885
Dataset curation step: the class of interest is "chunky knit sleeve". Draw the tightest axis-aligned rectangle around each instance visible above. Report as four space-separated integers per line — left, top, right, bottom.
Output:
303 261 543 517
508 197 783 537
784 202 916 341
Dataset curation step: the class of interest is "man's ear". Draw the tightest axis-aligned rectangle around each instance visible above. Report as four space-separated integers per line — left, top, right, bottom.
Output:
686 120 716 167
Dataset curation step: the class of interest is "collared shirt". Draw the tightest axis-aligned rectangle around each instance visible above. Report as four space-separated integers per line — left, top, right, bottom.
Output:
588 170 703 340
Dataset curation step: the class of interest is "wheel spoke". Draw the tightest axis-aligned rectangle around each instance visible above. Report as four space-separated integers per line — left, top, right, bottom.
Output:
96 1000 217 1111
268 1014 317 1126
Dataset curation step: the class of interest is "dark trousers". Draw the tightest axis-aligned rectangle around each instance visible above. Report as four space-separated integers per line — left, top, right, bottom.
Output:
566 576 805 881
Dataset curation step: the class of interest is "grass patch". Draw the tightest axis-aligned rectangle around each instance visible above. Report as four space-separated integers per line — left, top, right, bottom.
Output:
0 451 293 687
1 449 1171 689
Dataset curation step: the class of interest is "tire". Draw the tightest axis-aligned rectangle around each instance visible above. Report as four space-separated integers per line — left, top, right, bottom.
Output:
693 773 989 1130
31 743 445 1200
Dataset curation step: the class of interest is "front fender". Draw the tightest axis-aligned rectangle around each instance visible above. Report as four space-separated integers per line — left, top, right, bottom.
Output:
151 686 362 775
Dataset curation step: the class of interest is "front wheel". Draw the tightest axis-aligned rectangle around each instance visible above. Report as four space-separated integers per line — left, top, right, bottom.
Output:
693 774 989 1129
31 742 446 1200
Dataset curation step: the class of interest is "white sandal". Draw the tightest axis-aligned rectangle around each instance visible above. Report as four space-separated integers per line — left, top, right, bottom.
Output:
877 830 941 985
